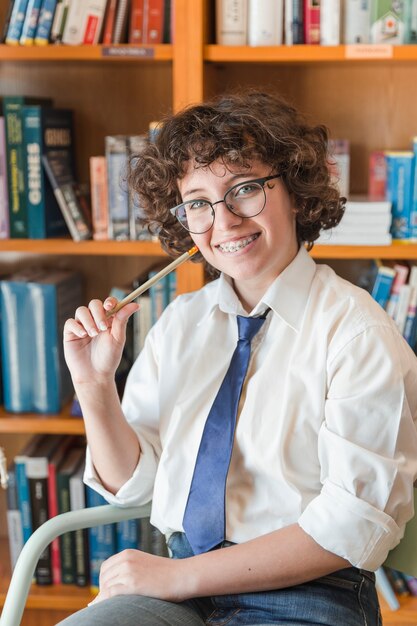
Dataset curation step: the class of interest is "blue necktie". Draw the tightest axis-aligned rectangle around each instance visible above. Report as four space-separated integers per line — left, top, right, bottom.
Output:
183 314 267 554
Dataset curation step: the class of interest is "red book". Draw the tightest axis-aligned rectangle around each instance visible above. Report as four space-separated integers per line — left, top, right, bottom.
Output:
144 0 165 44
102 0 118 44
369 150 387 200
129 0 145 43
304 0 320 44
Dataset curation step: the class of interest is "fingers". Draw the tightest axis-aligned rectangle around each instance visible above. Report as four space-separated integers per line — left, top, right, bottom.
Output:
64 297 139 342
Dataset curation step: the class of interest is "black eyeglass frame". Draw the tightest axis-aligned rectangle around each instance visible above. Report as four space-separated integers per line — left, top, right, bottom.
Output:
170 174 282 234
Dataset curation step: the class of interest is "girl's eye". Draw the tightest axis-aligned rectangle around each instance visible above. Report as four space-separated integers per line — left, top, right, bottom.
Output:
235 184 258 197
189 200 210 210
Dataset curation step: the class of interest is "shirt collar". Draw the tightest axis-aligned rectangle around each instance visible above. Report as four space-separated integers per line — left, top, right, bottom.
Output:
202 246 317 331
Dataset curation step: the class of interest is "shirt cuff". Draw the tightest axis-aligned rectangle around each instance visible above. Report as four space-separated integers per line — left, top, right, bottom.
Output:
83 438 158 507
298 479 403 570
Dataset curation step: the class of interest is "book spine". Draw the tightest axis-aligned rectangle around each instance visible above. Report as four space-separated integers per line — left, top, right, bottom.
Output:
34 0 58 44
320 0 340 44
370 0 406 44
27 457 52 584
216 0 247 45
53 0 71 42
89 156 109 240
6 465 24 570
303 0 320 44
394 283 411 335
82 0 108 44
5 0 31 44
143 0 165 43
61 0 86 44
113 0 129 42
57 472 75 584
14 457 33 544
149 271 169 325
386 151 414 241
86 487 116 591
410 137 417 240
2 0 17 43
0 117 10 239
343 0 370 44
371 266 396 309
129 0 144 42
386 263 409 319
50 0 64 40
70 461 89 587
48 460 61 584
369 150 387 200
20 0 43 44
248 0 283 45
116 519 140 550
103 0 118 43
105 135 130 240
4 98 28 238
22 106 46 239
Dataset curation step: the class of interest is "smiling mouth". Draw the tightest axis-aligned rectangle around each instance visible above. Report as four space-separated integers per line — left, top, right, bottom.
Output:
216 233 260 253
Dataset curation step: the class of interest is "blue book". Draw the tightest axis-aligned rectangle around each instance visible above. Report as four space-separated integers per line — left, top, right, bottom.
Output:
105 135 130 241
6 463 24 570
35 0 58 44
14 435 45 545
20 0 43 44
0 268 83 413
386 151 415 240
149 270 169 325
86 487 117 591
371 265 396 309
5 0 31 44
116 519 140 551
22 106 72 239
410 137 417 241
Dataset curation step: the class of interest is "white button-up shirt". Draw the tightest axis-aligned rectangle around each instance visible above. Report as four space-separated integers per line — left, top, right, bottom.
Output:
85 246 417 570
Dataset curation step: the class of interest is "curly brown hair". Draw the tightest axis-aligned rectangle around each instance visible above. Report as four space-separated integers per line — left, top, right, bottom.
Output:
129 89 345 274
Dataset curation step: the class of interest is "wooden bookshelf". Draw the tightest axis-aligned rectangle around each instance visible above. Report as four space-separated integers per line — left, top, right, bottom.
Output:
0 405 84 435
0 44 173 62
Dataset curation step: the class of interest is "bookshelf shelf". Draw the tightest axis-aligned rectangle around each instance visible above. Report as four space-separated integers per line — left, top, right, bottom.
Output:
0 405 85 435
311 244 417 260
0 239 166 256
0 44 173 62
205 44 417 64
380 595 417 625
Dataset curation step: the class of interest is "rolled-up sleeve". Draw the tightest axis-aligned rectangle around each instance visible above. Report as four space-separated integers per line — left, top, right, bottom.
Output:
299 324 417 570
84 324 162 507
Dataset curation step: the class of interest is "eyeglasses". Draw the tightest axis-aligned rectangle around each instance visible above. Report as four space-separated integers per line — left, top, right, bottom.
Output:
170 174 281 234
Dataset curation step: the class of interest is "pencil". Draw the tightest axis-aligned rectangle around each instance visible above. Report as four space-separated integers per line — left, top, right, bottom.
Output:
105 245 199 318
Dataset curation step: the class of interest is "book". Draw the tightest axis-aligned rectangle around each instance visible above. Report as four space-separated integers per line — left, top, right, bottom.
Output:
320 0 340 45
2 0 17 42
304 0 320 44
385 151 414 240
5 0 31 44
42 153 92 241
328 139 350 198
127 134 148 240
370 0 406 44
375 567 400 611
48 435 79 584
386 263 409 319
61 0 86 44
105 135 130 240
394 283 412 334
216 0 248 45
102 0 118 43
19 0 43 44
0 116 10 239
34 0 58 44
89 155 109 240
57 445 85 584
86 486 117 591
112 0 129 42
371 265 396 309
143 0 165 44
285 0 304 44
26 434 63 585
343 0 371 43
3 95 53 238
0 268 83 413
317 231 392 246
83 0 108 44
22 106 73 239
248 0 283 45
14 434 45 545
69 457 89 587
6 463 24 571
129 0 144 42
369 150 387 200
116 518 140 551
50 0 70 41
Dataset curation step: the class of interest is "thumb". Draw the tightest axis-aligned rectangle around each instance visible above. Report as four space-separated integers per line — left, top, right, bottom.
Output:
110 302 140 343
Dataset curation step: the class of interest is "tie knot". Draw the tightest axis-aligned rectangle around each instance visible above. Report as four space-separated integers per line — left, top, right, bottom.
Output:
237 315 266 343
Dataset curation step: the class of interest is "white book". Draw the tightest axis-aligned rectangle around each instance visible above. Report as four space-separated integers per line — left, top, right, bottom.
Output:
69 459 85 511
344 197 392 214
248 0 283 45
61 0 86 44
216 0 248 45
375 568 400 611
317 231 392 245
339 213 392 230
395 283 412 334
285 0 293 44
320 0 341 45
343 0 371 43
334 222 391 236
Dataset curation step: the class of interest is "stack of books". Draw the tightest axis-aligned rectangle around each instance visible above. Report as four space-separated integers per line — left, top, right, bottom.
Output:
317 196 392 246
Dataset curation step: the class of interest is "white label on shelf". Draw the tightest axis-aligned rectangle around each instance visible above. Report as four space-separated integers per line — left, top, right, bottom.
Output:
345 44 393 59
102 47 155 58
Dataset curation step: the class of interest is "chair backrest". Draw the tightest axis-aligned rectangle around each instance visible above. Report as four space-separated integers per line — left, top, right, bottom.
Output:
384 489 417 577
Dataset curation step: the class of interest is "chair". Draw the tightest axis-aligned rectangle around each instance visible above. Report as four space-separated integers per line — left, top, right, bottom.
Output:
0 502 152 626
2 494 416 626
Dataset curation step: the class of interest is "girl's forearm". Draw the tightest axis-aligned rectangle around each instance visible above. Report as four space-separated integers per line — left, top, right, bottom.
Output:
178 523 349 600
75 379 140 494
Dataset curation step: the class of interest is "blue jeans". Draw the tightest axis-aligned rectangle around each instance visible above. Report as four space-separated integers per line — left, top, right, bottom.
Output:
57 533 382 626
169 532 382 626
